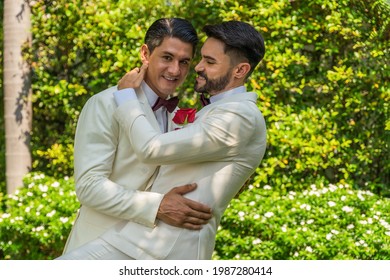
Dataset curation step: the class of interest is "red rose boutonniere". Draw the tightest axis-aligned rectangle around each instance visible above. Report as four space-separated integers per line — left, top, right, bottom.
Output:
172 108 196 129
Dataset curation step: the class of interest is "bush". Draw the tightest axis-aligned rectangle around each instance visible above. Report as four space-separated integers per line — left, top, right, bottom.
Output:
24 0 389 196
2 172 388 260
214 183 390 260
0 172 79 260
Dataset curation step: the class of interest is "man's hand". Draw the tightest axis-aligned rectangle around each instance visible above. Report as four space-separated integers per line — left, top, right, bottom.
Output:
118 63 148 90
157 183 213 230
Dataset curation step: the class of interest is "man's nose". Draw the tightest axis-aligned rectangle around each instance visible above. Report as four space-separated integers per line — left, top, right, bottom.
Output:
168 62 180 75
194 61 202 72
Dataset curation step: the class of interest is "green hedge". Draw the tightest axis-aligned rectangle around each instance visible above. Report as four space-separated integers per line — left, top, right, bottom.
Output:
1 173 389 259
0 173 78 259
18 0 388 196
216 183 390 259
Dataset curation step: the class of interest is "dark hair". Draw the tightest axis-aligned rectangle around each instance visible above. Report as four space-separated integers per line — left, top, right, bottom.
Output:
203 21 265 78
144 18 198 56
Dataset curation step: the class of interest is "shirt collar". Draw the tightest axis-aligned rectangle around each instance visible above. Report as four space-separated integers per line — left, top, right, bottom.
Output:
209 86 246 104
141 81 159 107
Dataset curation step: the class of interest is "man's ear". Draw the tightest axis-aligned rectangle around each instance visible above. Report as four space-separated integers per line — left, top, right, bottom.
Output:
140 44 150 64
233 62 251 79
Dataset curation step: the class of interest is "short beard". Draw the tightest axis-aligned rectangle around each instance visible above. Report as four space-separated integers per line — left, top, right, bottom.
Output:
194 68 232 94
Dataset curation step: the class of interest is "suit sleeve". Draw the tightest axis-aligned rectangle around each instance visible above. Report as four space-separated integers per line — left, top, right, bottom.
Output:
74 95 163 227
114 99 254 165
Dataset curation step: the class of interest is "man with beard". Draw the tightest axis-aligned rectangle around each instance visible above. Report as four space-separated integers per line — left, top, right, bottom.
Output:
58 20 266 260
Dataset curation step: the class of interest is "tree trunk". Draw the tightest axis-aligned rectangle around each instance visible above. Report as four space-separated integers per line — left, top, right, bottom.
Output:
3 0 32 194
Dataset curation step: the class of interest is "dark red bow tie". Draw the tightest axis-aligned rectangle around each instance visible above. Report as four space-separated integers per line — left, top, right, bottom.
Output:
152 97 179 113
200 93 210 107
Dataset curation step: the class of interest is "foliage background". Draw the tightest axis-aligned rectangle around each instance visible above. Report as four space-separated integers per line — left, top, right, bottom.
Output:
1 0 389 259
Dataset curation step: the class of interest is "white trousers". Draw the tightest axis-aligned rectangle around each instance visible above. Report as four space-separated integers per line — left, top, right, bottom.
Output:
56 238 135 260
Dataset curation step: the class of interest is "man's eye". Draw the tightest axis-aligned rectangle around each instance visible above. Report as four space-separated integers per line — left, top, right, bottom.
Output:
163 56 172 61
180 60 189 65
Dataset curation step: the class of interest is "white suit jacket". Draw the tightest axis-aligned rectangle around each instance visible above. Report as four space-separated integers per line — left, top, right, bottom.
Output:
63 86 176 253
102 90 267 259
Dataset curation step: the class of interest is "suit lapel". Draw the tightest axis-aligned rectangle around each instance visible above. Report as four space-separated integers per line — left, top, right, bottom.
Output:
167 106 179 132
135 87 161 132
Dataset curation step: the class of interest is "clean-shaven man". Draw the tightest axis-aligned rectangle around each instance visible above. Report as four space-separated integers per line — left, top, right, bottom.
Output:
61 18 212 256
59 20 266 260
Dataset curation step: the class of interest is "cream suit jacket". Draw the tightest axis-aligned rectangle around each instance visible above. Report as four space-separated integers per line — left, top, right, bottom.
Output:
63 86 176 253
102 90 267 259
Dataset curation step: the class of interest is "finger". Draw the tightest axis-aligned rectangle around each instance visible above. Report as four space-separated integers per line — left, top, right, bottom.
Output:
139 63 148 73
182 222 203 231
186 215 210 225
186 198 212 214
173 183 197 195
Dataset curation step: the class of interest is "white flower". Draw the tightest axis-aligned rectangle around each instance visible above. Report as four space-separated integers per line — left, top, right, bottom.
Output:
263 185 272 190
238 211 245 217
294 252 299 257
253 214 260 219
33 226 44 232
252 238 262 245
306 246 313 253
281 225 287 232
307 219 314 224
328 201 336 207
357 193 365 201
366 230 373 235
25 207 31 213
385 232 390 236
39 184 48 192
249 201 255 206
300 204 311 211
329 184 337 192
60 217 69 223
46 210 56 218
264 212 274 218
33 173 45 180
1 213 11 219
341 196 346 201
331 229 339 235
326 233 333 240
342 206 353 213
347 224 354 230
52 181 60 188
